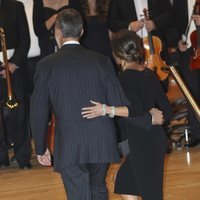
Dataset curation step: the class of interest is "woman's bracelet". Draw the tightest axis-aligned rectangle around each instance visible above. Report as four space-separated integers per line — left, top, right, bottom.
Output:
102 104 106 116
108 106 115 118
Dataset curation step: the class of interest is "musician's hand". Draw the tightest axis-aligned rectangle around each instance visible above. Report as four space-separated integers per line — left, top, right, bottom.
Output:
128 20 144 32
145 20 156 32
37 149 51 166
82 100 105 119
178 40 188 52
192 14 200 26
0 62 17 78
0 68 6 78
8 63 18 74
149 108 164 125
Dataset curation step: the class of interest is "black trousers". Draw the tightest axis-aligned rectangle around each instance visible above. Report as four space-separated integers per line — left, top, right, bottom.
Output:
0 69 32 164
61 163 110 200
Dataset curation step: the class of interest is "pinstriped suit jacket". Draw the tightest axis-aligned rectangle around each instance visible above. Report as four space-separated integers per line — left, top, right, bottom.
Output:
30 44 130 172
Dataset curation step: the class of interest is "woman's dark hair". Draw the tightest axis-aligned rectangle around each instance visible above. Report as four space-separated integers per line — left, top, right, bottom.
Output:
55 9 83 38
81 0 109 22
111 30 144 64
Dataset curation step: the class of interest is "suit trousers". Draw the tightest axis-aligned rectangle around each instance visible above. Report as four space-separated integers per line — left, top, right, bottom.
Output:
61 163 110 200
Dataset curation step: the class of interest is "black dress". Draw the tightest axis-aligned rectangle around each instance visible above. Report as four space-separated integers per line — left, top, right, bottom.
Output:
114 68 171 200
33 0 79 58
81 15 113 58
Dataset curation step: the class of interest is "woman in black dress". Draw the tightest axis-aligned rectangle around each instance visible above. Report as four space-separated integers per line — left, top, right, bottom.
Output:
82 30 172 200
33 0 79 58
77 0 113 58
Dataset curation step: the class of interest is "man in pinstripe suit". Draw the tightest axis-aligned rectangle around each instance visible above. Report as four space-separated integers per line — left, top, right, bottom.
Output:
30 9 132 200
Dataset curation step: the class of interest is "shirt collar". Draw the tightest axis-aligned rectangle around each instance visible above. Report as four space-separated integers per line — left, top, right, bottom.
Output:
62 41 80 46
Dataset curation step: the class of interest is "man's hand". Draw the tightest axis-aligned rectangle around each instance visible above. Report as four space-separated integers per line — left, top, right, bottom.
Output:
8 63 18 74
128 20 144 32
37 149 51 166
0 62 18 78
178 40 188 52
149 108 164 125
145 20 156 32
192 14 200 26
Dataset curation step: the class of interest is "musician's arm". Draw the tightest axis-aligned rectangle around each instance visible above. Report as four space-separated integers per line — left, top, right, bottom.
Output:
152 0 173 32
107 0 133 32
9 2 30 68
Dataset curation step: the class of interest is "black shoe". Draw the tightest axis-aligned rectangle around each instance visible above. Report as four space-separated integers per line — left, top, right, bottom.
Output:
187 138 200 147
18 161 32 169
10 156 32 169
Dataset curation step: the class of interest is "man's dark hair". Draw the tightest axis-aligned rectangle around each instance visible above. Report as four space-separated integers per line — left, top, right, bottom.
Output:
55 8 83 38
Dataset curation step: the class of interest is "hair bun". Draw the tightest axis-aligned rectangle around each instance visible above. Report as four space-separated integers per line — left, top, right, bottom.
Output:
125 43 140 60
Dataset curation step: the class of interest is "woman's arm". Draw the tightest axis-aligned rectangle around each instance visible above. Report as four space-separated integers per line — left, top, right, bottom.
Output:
33 0 56 36
45 14 58 30
81 101 164 125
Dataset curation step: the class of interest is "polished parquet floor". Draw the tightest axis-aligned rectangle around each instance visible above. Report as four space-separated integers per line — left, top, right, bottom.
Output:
0 146 200 200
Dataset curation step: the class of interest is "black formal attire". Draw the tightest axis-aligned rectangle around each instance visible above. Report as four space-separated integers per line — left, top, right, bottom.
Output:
0 0 32 167
30 43 145 200
167 0 200 139
68 0 113 61
114 68 171 200
33 0 79 58
81 15 113 59
107 0 172 44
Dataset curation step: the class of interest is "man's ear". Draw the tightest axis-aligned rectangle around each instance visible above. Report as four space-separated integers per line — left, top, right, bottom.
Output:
55 27 63 48
80 28 84 37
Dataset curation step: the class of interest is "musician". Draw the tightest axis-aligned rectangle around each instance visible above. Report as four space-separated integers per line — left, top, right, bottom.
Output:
167 0 200 146
107 0 172 45
33 0 80 58
0 0 32 168
18 0 41 95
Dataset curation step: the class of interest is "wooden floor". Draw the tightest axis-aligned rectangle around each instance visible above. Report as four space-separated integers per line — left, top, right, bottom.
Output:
0 146 200 200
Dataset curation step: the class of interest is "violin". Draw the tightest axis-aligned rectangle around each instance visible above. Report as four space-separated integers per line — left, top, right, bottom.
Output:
190 0 200 70
142 9 168 81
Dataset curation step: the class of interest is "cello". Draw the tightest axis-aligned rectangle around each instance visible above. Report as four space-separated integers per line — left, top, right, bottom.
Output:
142 9 168 81
190 0 200 70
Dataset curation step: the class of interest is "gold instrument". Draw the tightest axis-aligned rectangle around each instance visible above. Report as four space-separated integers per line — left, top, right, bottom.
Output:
167 66 200 120
0 28 20 109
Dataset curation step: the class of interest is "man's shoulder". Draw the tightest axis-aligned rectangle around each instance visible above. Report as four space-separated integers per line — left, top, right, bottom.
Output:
61 45 111 63
10 0 24 6
37 53 56 65
7 0 25 11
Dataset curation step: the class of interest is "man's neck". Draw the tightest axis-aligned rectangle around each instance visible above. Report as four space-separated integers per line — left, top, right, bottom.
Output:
62 37 79 44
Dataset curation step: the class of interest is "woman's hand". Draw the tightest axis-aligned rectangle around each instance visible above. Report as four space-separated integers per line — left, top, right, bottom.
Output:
45 14 58 30
82 100 105 119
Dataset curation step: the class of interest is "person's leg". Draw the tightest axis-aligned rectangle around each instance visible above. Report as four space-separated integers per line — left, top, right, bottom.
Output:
8 99 32 168
61 164 91 200
89 163 110 200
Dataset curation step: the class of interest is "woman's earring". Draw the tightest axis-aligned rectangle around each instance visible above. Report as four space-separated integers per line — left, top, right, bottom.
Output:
122 61 127 71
